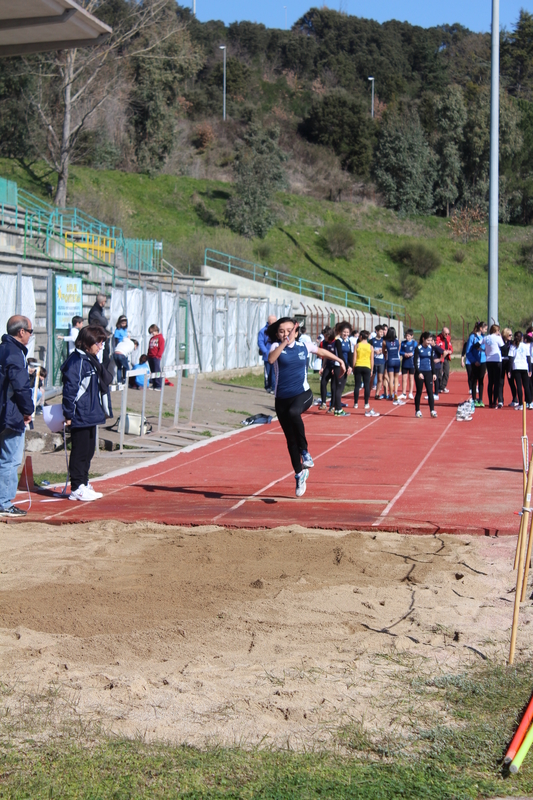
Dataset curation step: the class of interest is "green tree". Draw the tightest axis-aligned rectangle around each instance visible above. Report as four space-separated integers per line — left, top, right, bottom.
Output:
374 110 436 215
434 85 467 215
226 123 287 238
298 90 376 176
502 10 533 100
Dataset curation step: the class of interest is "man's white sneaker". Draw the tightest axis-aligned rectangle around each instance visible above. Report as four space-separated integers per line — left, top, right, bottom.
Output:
431 410 438 418
365 409 380 417
364 404 370 410
415 411 423 418
69 484 103 502
408 393 414 400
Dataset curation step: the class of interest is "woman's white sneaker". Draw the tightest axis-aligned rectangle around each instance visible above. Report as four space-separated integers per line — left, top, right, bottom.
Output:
69 484 103 502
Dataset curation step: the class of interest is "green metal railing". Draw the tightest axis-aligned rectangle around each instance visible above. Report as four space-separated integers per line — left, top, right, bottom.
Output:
0 177 162 274
204 248 405 319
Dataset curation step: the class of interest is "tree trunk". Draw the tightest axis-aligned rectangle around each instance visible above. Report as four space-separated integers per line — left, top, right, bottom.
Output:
54 50 76 207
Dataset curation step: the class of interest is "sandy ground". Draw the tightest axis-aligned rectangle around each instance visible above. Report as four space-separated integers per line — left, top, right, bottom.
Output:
1 522 532 750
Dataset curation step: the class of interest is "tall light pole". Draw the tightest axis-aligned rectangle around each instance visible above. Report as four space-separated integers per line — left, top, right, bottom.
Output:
192 0 196 17
219 45 226 121
368 76 374 119
488 0 499 325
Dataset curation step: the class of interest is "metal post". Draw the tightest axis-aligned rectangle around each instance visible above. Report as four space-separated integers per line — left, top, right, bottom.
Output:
143 281 147 353
247 298 251 367
189 368 198 423
140 372 148 438
119 383 127 452
174 289 180 367
15 264 22 315
219 46 226 121
123 282 128 318
236 295 240 367
46 270 53 388
157 370 165 432
158 284 163 335
173 366 182 427
212 290 217 372
200 288 204 371
488 0 500 326
224 291 229 370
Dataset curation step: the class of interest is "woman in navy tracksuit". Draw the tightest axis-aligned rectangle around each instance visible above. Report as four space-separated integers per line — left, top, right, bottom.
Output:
318 326 336 410
62 325 112 502
268 317 345 497
332 321 352 416
383 327 401 403
413 332 437 418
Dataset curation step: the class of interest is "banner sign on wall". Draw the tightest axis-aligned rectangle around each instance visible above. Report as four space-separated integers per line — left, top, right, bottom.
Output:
55 276 82 329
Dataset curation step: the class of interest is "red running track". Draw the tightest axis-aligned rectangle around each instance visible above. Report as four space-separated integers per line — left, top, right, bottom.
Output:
16 373 526 535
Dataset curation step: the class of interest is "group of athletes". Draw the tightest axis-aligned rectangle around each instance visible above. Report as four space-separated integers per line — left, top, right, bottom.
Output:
266 316 448 498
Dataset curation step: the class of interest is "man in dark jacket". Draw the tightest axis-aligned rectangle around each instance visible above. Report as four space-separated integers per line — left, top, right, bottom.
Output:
88 293 111 368
0 316 35 516
258 314 277 393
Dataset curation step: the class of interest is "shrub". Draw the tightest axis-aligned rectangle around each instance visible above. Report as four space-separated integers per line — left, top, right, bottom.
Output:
193 123 216 151
519 242 533 274
447 206 487 243
320 222 355 259
453 250 466 263
255 241 273 262
389 242 441 277
398 268 421 300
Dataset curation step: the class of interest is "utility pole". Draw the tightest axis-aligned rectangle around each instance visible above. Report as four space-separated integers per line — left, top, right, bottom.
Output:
488 0 499 325
368 76 374 119
192 0 196 17
219 45 226 121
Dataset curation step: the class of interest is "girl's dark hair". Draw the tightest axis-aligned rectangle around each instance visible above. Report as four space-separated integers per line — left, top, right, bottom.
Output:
406 328 414 335
139 354 149 364
514 331 523 346
116 315 128 327
323 326 335 342
419 331 432 345
266 316 299 342
474 321 486 333
335 320 352 335
76 325 107 352
385 327 397 341
359 330 369 341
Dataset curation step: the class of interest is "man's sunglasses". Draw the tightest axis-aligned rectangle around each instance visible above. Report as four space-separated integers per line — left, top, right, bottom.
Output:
23 328 34 335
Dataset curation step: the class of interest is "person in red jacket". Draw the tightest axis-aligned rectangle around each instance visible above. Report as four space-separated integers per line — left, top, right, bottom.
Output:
147 324 165 390
436 327 453 393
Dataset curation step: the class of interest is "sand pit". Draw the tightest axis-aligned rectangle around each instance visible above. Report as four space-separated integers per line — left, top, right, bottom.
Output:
1 522 532 750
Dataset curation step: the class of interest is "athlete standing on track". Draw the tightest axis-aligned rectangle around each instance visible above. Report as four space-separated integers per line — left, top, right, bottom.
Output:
268 317 346 497
413 332 438 418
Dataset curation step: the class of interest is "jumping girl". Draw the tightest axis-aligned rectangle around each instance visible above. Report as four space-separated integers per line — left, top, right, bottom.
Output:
267 317 346 497
413 331 437 418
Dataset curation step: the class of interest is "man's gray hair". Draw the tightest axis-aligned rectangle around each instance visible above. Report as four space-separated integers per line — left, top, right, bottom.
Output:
6 316 30 336
96 293 107 303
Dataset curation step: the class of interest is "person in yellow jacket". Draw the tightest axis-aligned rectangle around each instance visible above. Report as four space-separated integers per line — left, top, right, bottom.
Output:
353 331 379 417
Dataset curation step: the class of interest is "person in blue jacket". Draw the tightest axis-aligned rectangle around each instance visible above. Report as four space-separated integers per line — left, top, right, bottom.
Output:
413 332 438 418
61 325 112 502
465 321 488 407
0 316 35 517
258 314 277 394
400 329 416 400
383 327 402 404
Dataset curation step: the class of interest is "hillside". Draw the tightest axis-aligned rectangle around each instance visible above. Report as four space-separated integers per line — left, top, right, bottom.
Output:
3 159 532 335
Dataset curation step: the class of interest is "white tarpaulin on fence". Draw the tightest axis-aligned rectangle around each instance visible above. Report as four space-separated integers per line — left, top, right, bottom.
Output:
0 275 36 357
188 293 291 373
111 287 290 374
110 287 180 367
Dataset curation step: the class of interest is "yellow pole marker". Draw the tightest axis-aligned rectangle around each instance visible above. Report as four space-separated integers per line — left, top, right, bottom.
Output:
510 720 533 773
515 408 529 570
509 447 533 665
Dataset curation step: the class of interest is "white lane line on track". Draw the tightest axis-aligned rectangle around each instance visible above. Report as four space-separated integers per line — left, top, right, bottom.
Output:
371 416 456 527
212 405 398 524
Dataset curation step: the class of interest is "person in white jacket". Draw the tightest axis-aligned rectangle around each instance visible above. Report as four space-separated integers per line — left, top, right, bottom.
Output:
114 337 138 384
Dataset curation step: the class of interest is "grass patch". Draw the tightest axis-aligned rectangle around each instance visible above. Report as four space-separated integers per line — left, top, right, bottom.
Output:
225 408 254 415
2 663 533 797
32 471 101 485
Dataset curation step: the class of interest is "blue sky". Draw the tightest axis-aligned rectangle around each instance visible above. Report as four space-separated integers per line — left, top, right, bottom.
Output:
194 1 532 34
